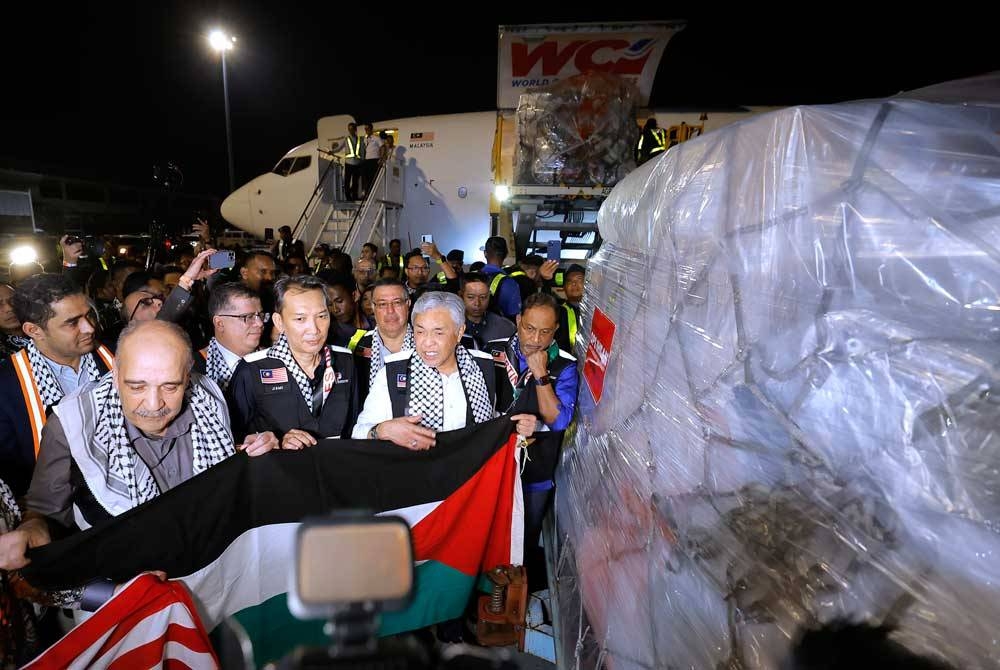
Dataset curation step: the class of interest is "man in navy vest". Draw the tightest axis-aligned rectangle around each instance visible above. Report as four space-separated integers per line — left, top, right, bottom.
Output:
352 291 536 448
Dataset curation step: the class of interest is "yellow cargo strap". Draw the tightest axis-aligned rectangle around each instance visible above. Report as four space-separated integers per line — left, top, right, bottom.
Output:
347 328 367 352
563 303 578 348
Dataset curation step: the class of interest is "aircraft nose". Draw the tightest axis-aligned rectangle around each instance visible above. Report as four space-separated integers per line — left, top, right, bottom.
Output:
220 184 251 229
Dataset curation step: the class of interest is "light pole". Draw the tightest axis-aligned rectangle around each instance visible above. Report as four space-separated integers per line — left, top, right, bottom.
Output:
209 29 237 194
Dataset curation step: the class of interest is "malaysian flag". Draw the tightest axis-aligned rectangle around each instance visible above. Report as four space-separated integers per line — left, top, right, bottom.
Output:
409 132 434 141
260 367 288 384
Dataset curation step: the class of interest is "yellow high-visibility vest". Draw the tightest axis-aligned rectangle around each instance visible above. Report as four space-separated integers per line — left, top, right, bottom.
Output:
563 303 578 348
347 328 367 352
344 135 364 159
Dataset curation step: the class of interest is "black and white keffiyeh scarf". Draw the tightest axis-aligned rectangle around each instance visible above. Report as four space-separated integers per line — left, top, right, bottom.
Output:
204 338 234 389
369 325 415 389
25 340 102 409
269 333 320 412
407 345 495 430
92 373 234 506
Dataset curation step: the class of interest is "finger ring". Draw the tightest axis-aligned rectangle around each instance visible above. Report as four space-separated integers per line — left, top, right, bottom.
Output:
410 439 417 447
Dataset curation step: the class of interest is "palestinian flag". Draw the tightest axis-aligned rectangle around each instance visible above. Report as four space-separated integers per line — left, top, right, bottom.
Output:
23 418 522 664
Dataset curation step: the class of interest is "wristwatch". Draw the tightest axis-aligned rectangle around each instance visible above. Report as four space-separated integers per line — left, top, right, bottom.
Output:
369 424 380 440
535 374 553 386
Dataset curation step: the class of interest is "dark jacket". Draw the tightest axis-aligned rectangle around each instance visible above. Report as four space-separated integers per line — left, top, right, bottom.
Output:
227 345 359 442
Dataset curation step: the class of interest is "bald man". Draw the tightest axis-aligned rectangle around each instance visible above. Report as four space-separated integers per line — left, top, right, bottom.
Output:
0 320 278 572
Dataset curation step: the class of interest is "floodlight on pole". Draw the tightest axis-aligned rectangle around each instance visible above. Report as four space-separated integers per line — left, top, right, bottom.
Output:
208 29 237 193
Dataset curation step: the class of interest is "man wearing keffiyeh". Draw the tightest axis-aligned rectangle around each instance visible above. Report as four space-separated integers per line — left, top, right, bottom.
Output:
0 274 115 498
352 291 537 449
228 275 360 449
351 278 416 405
0 319 278 575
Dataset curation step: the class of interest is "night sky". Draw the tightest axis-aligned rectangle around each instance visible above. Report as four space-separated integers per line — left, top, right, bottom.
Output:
2 4 996 198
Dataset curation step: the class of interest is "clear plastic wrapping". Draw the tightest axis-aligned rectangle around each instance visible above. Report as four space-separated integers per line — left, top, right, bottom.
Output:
514 72 639 186
554 73 1000 669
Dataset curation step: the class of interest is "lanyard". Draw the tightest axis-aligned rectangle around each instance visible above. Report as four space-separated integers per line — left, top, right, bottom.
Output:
311 347 334 417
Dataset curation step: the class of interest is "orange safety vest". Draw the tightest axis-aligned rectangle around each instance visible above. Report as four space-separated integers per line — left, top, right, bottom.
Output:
11 345 115 457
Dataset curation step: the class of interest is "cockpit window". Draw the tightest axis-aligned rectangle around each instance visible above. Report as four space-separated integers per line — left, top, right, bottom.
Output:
271 155 312 177
289 156 311 174
272 157 294 176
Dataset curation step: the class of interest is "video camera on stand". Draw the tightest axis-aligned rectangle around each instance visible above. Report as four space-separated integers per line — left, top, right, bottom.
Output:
269 512 525 670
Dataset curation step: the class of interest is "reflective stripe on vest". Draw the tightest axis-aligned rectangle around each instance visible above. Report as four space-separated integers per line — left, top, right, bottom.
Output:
99 258 109 271
436 271 448 284
563 303 578 348
489 273 506 296
94 345 114 370
345 135 364 159
11 346 114 457
649 128 667 155
11 349 46 457
347 329 367 352
490 268 526 298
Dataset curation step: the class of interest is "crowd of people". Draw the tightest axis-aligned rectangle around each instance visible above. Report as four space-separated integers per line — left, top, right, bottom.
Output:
0 227 586 663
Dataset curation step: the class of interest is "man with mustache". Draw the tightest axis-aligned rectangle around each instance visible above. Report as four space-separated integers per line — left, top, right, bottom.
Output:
0 319 278 572
0 274 114 498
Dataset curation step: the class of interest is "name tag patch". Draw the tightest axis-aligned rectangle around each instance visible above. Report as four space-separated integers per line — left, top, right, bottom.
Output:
396 373 407 389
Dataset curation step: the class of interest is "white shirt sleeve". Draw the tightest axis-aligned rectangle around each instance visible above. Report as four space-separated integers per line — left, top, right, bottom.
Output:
351 367 394 438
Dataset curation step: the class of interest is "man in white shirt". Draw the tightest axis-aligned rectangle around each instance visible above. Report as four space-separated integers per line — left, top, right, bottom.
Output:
197 282 266 389
361 123 383 198
352 291 536 449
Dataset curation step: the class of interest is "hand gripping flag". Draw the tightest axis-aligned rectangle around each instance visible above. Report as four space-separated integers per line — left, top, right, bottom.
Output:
22 418 522 665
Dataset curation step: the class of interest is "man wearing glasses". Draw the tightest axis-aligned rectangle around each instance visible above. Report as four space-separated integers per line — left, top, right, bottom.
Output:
195 283 267 390
402 250 432 299
0 274 114 497
351 279 414 406
101 249 219 351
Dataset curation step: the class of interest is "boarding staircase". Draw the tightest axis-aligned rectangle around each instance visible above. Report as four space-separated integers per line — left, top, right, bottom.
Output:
291 154 405 259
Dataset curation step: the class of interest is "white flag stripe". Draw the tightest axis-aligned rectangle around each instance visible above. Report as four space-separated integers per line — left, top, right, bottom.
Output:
89 603 200 669
181 500 444 629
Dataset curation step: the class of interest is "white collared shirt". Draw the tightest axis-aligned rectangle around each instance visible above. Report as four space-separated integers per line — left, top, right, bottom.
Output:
214 339 244 375
43 355 90 396
352 364 468 438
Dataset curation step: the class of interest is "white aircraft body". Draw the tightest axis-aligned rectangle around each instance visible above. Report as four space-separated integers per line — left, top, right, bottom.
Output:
220 108 763 259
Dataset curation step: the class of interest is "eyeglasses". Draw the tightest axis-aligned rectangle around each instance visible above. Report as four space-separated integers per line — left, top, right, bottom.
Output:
129 293 165 321
219 311 271 325
374 299 408 311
